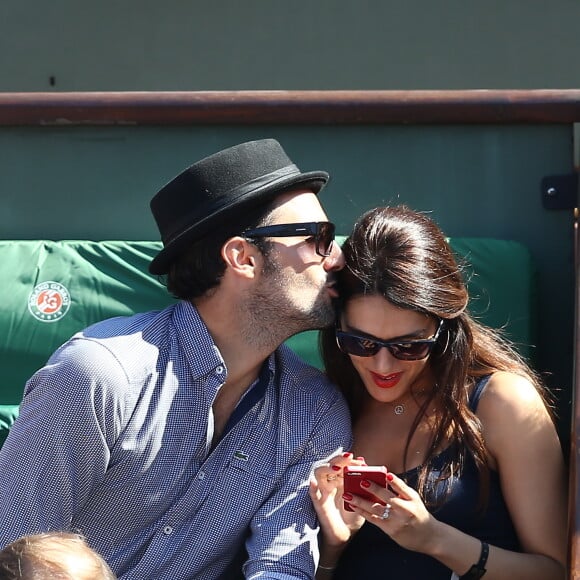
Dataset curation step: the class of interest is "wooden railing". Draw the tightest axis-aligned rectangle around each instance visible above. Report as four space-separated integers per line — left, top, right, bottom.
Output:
0 89 579 125
0 89 579 577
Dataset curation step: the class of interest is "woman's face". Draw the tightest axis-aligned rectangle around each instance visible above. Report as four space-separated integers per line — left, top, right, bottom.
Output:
340 294 439 404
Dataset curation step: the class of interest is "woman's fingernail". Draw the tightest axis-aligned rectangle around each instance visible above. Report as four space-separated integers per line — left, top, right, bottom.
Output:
332 465 341 471
387 473 394 482
342 493 353 501
343 452 353 458
360 479 371 488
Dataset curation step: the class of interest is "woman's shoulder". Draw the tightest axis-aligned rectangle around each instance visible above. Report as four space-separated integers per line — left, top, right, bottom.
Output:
477 371 546 416
475 371 556 453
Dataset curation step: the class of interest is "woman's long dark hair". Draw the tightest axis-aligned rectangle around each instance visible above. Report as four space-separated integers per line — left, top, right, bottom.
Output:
321 206 550 507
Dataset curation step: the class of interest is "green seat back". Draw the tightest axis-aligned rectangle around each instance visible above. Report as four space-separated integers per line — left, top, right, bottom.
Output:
0 240 175 446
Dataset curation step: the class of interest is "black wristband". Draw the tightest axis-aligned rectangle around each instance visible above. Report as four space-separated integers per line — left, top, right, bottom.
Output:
459 541 489 579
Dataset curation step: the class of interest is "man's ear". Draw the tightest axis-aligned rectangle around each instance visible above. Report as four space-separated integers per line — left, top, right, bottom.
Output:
221 237 259 279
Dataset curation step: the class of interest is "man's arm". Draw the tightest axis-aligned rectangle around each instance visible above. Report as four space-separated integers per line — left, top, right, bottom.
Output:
0 339 124 546
243 394 352 580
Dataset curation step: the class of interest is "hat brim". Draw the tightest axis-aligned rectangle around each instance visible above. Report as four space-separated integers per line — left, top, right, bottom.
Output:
149 170 328 275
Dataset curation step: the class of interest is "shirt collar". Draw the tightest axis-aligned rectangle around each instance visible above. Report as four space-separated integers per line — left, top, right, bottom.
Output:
172 300 277 382
173 301 225 379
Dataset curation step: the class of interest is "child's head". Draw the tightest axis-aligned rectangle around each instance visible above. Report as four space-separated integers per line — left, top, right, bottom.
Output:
0 532 116 580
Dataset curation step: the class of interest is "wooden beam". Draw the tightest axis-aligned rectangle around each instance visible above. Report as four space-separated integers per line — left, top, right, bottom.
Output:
0 90 579 126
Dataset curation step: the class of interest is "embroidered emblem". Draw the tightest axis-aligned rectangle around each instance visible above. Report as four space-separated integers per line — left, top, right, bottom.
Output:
233 450 249 461
28 281 71 323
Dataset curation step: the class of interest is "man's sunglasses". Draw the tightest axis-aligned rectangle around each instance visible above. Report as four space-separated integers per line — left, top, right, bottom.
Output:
336 319 444 360
243 221 336 257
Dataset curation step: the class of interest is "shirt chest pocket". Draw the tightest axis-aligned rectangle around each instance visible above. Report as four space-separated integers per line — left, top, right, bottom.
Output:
195 455 283 521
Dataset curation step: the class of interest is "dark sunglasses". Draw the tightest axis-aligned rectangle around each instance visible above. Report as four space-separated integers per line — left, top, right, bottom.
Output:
336 319 444 360
243 221 336 257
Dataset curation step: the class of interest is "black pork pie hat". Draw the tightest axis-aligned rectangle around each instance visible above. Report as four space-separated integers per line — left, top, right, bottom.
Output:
149 138 329 275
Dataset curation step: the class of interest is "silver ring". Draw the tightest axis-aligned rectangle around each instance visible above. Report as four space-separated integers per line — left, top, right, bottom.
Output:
326 474 337 481
379 503 392 520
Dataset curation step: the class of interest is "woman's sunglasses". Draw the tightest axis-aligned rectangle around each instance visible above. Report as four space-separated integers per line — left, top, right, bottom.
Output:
243 221 335 257
336 319 444 361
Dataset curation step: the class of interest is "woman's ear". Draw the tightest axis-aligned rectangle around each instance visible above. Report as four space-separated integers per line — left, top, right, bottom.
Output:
221 236 259 279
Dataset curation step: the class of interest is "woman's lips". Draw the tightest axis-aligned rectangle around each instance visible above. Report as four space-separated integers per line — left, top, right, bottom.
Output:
370 371 402 389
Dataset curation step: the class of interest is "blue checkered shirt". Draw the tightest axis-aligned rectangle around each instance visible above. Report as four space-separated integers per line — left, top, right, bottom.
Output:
0 301 352 579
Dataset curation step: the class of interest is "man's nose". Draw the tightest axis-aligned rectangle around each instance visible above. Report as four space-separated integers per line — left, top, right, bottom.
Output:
323 241 345 271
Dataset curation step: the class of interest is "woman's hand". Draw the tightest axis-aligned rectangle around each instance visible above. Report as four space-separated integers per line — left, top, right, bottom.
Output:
309 453 366 546
342 471 441 554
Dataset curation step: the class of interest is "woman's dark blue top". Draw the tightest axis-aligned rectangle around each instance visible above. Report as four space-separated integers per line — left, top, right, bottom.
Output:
332 376 520 579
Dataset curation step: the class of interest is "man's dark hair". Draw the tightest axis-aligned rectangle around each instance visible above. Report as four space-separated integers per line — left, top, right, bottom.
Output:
165 199 278 300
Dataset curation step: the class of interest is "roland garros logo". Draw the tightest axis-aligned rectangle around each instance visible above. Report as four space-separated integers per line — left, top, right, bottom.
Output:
28 281 71 322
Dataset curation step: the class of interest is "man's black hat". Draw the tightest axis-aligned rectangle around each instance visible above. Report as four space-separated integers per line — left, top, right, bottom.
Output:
149 138 329 274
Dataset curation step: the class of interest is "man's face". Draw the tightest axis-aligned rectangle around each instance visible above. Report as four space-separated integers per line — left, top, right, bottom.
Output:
249 190 345 336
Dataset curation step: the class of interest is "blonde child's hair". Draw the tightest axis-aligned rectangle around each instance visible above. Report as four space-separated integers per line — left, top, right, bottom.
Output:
0 532 116 579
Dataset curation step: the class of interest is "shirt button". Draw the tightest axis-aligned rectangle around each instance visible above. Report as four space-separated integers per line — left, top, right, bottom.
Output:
163 526 173 535
215 366 224 375
198 471 205 480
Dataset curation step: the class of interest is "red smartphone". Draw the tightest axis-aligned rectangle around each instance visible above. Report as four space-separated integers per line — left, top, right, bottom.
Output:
343 465 388 512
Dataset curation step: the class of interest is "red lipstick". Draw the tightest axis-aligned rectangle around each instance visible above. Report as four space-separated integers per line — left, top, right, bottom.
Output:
370 371 402 389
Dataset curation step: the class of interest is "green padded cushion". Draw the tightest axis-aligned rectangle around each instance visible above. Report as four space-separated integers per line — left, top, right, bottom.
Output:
0 405 19 447
448 237 536 358
0 240 175 406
